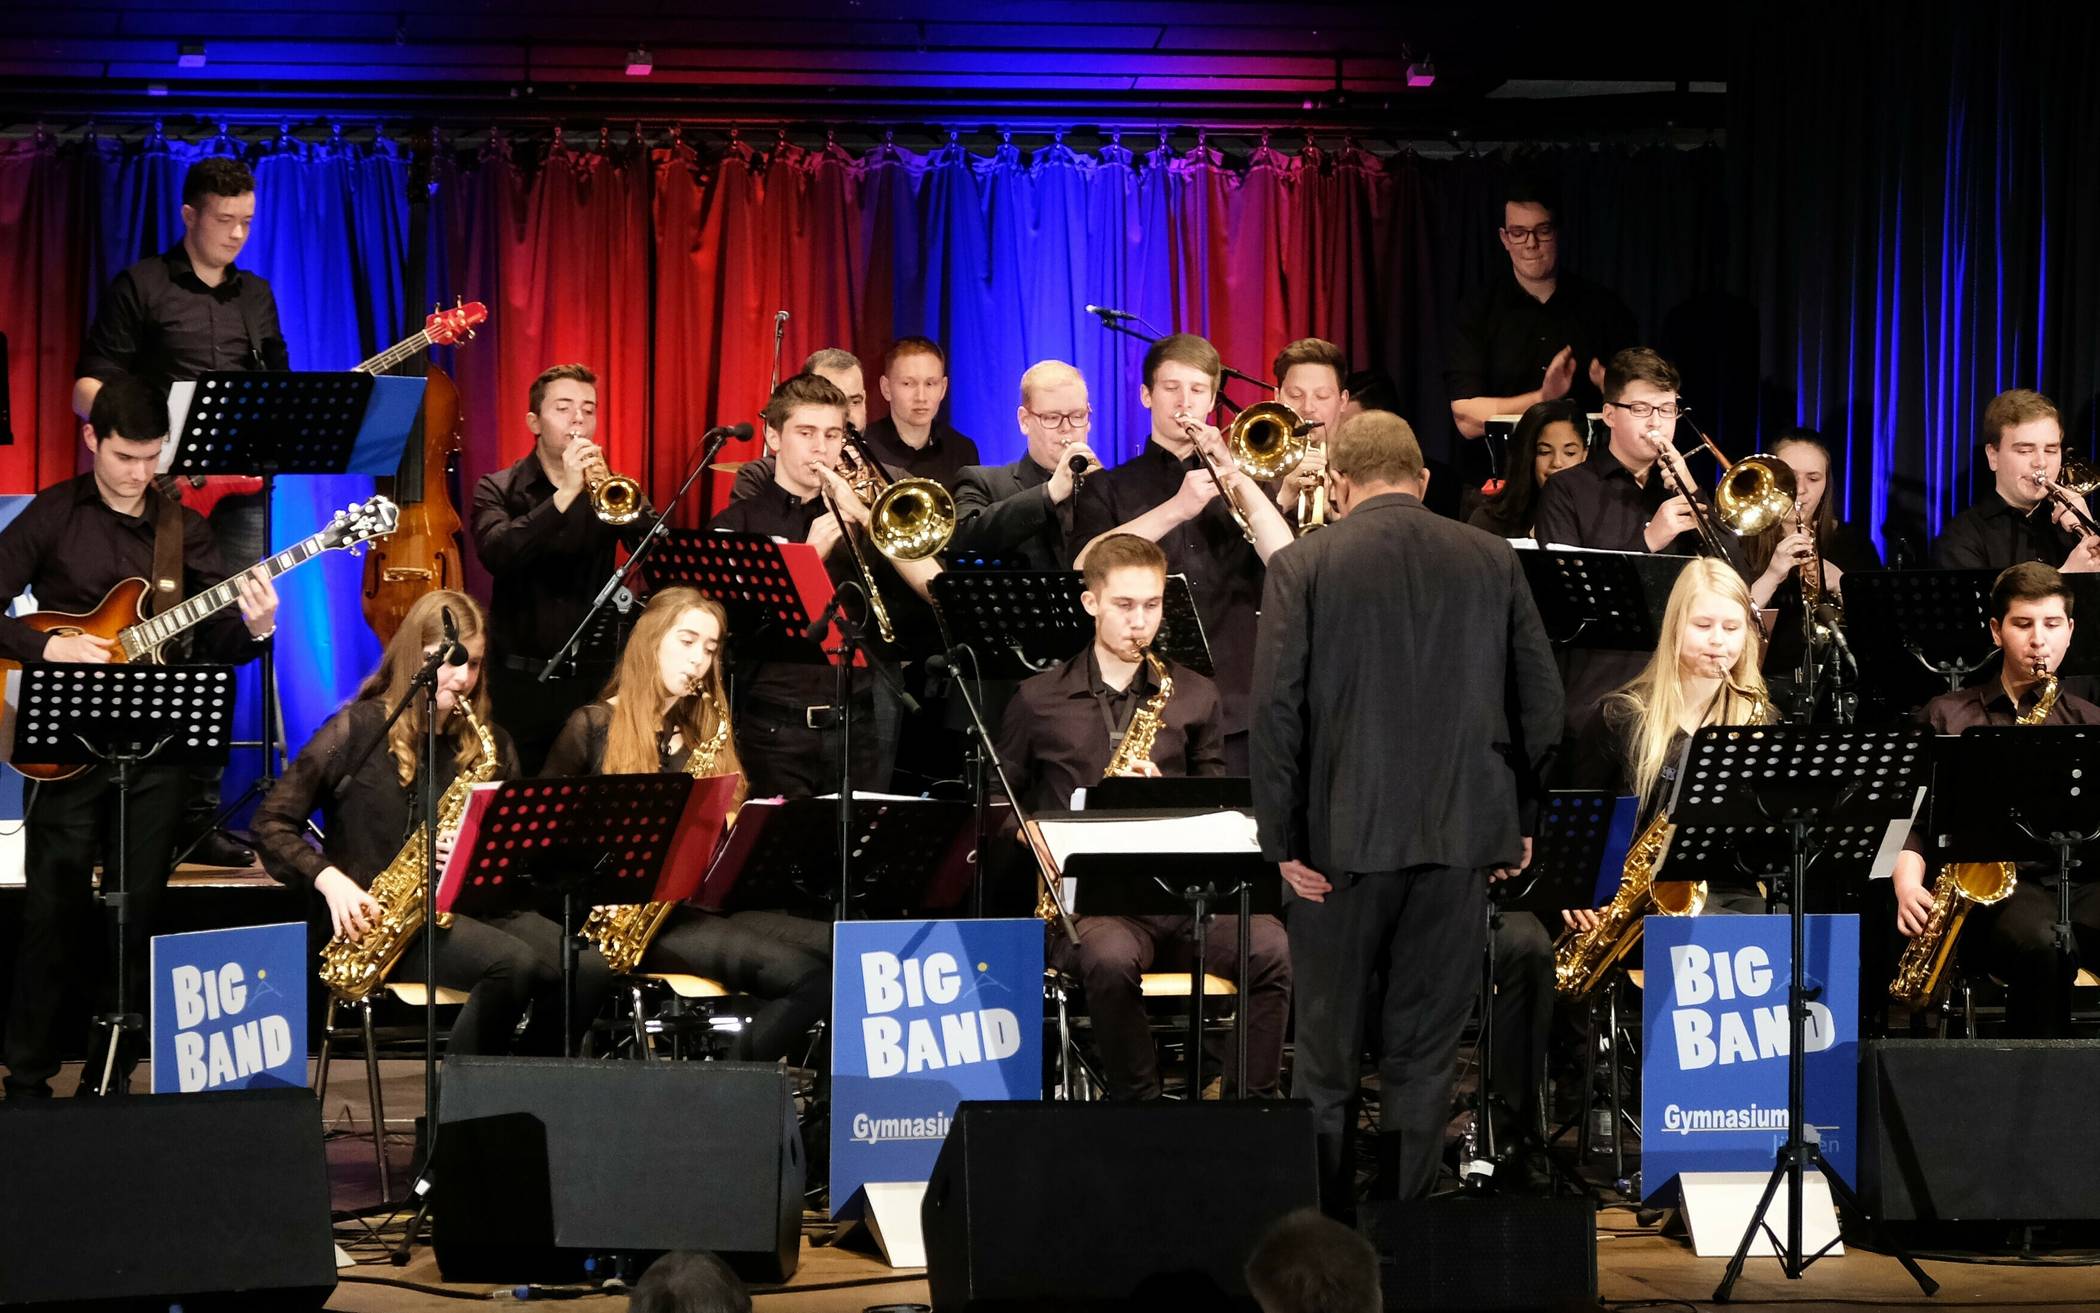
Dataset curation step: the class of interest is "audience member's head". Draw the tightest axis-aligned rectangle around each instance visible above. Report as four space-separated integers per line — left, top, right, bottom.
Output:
1244 1208 1382 1313
627 1250 751 1313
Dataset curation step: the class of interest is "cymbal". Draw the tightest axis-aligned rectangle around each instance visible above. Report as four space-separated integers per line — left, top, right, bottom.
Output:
708 460 746 474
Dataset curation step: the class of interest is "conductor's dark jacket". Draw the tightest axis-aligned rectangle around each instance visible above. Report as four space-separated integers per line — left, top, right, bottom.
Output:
1251 492 1564 874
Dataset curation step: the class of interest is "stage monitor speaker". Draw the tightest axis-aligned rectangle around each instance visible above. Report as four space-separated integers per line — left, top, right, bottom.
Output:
1358 1195 1596 1311
921 1099 1319 1312
1861 1037 2100 1222
0 1086 335 1310
433 1055 803 1285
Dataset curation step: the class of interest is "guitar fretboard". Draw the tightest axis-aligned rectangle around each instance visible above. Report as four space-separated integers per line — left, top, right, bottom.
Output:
126 535 332 653
354 330 435 377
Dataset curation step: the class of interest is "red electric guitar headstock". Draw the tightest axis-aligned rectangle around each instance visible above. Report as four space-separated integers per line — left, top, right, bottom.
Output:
425 300 489 346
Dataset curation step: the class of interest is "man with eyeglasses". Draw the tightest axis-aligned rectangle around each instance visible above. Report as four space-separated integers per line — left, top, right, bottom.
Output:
1446 177 1637 442
951 360 1102 571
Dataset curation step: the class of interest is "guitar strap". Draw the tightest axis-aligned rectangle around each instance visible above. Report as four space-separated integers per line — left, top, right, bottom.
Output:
149 488 187 618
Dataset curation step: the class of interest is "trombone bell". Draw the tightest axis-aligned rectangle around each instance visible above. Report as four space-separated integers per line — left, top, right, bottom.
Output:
868 476 956 561
1226 402 1314 481
1713 454 1797 537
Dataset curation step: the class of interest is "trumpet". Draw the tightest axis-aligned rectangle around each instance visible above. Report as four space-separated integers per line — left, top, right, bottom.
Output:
571 427 643 525
2029 456 2100 538
1176 402 1315 545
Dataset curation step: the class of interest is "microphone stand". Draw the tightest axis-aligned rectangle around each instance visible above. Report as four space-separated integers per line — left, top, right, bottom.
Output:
539 425 741 683
943 644 1082 951
1084 306 1268 418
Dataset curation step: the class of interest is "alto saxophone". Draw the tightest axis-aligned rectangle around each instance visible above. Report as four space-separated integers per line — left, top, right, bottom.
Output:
1553 810 1706 998
1037 650 1173 922
584 686 734 975
317 697 501 1003
1889 662 2055 1008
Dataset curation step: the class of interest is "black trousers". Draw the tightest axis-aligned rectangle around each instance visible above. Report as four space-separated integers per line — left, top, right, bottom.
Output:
1490 909 1556 1141
1289 864 1486 1214
4 764 186 1097
644 909 832 1063
1970 878 2100 1037
1054 912 1291 1101
390 908 614 1057
735 694 883 800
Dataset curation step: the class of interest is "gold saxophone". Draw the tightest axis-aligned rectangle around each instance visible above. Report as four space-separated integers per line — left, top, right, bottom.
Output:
584 688 734 975
1036 650 1173 923
1553 810 1706 998
1889 663 2055 1008
317 697 501 1003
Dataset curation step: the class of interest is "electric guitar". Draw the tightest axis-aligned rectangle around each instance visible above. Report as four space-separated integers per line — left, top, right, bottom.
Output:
0 495 401 781
166 302 488 518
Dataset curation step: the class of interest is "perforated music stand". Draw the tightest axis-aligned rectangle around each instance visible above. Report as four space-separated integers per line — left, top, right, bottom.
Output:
1841 569 1998 705
652 530 845 665
1664 724 1936 1300
697 797 975 921
929 570 1213 678
10 664 235 1095
1518 547 1693 650
1504 790 1621 916
1933 726 2100 1030
163 370 421 838
442 773 717 1055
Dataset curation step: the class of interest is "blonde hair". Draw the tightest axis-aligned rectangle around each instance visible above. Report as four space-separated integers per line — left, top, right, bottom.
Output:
1018 359 1084 408
353 590 497 786
597 588 746 802
1605 559 1771 805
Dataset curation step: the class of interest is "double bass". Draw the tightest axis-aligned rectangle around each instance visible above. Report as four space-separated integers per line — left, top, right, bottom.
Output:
360 302 487 643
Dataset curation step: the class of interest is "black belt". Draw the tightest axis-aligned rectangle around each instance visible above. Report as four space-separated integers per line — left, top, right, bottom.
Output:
743 694 874 731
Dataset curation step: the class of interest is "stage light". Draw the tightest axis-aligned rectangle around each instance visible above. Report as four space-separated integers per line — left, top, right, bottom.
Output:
178 41 206 69
1406 60 1435 88
625 47 654 77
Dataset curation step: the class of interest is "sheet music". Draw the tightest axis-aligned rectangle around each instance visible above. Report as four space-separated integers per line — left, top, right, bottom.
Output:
161 381 198 470
1034 811 1260 867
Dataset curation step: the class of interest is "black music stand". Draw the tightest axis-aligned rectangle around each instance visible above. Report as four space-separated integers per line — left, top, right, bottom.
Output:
1037 786 1277 1099
1935 725 2100 1032
698 796 976 920
10 664 234 1095
164 370 419 846
929 569 1215 678
1657 724 1936 1301
1518 547 1694 651
1842 569 1997 709
444 774 707 1056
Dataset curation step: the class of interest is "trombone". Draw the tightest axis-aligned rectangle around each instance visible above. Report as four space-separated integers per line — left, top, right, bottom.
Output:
2029 456 2100 537
812 435 957 645
1175 402 1318 545
1649 424 1797 556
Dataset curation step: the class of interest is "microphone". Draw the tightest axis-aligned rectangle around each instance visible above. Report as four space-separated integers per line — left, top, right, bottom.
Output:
803 594 845 642
1815 603 1856 668
923 644 972 677
439 606 468 666
775 309 789 325
1084 304 1134 323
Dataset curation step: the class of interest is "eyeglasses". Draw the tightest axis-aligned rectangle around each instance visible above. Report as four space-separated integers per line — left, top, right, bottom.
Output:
1610 400 1687 421
1502 222 1558 246
1029 408 1092 432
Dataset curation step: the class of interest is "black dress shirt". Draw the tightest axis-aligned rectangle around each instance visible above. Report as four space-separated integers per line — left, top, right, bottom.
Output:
1931 488 2079 570
1532 443 1702 556
951 454 1071 570
251 698 519 891
1070 439 1264 735
996 649 1224 815
1905 681 2100 873
1445 270 1638 413
0 475 260 665
1251 493 1564 873
861 417 981 490
470 452 648 664
75 245 289 395
1760 521 1882 674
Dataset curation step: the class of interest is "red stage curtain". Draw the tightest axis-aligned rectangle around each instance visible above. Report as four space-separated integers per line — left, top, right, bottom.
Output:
0 140 93 491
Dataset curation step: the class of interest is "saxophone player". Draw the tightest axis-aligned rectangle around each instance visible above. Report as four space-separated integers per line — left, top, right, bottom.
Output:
252 591 610 1057
1891 563 2100 1036
996 533 1292 1102
542 588 831 1065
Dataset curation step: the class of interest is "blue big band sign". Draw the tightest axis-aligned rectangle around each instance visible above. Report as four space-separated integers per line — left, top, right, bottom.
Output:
1641 914 1859 1203
830 918 1042 1217
151 922 309 1094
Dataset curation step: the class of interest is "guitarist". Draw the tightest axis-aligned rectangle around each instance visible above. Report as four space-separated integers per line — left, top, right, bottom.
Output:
72 156 288 869
0 376 279 1101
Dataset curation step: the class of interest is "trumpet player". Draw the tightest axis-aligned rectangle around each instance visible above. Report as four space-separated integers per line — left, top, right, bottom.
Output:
1891 563 2100 1036
951 360 1102 571
710 372 940 798
1272 338 1351 523
471 363 655 774
1072 333 1296 773
252 591 609 1057
542 588 831 1064
998 534 1290 1102
1933 389 2100 574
